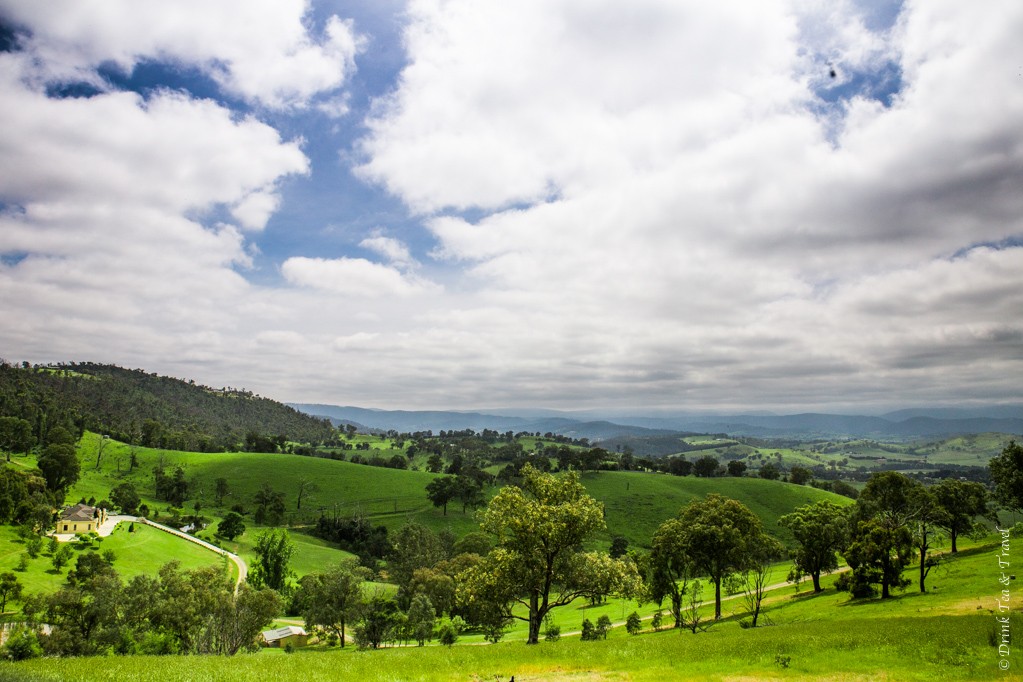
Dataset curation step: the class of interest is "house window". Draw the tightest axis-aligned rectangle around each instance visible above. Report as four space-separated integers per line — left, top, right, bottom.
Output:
63 524 68 531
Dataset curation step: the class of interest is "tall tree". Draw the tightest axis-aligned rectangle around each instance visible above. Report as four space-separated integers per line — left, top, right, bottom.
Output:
932 478 995 553
842 471 917 599
389 522 446 597
298 560 368 648
425 476 459 516
778 501 849 592
990 441 1023 513
457 465 641 644
674 494 774 620
250 529 294 593
648 517 692 629
0 417 33 462
37 442 80 498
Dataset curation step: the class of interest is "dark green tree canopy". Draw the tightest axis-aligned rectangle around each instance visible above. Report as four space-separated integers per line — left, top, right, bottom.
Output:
990 441 1023 513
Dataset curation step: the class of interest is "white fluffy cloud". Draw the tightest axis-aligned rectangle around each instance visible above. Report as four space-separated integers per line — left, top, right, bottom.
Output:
1 0 1021 412
281 255 439 297
0 0 361 108
346 0 1023 410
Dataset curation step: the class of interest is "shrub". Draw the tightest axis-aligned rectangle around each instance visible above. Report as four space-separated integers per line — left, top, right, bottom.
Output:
543 614 561 642
580 618 596 641
3 626 42 661
625 611 642 635
595 615 612 639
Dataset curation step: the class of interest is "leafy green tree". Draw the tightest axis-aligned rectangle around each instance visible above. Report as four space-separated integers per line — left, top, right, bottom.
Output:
990 441 1023 513
674 494 774 620
580 618 596 641
250 529 294 593
649 516 693 628
0 417 33 462
454 475 485 513
932 478 995 553
0 572 22 612
37 443 80 498
390 522 446 595
406 592 435 646
216 511 246 541
726 460 747 477
354 594 399 649
595 614 613 639
252 483 286 525
758 463 780 480
457 465 641 644
214 477 230 506
626 611 642 635
298 560 368 648
51 543 74 572
778 501 848 592
693 456 720 477
425 476 459 516
841 472 918 599
109 482 140 515
788 466 812 485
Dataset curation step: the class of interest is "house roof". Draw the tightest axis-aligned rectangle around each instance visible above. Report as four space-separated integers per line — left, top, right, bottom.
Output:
59 504 98 522
262 626 307 642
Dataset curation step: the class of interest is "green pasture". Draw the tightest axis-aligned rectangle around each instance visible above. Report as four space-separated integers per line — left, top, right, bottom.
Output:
5 541 1011 681
0 522 232 616
582 471 852 548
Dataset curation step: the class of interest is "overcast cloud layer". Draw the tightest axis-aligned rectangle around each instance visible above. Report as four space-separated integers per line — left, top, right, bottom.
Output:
1 0 1021 413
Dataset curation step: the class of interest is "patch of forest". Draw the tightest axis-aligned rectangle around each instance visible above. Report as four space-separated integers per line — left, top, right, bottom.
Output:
0 361 334 452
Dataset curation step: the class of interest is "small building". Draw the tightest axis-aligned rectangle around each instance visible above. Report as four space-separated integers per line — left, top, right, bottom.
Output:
262 625 309 648
57 504 106 535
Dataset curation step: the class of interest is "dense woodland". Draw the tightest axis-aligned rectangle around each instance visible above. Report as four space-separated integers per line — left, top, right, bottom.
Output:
0 362 335 452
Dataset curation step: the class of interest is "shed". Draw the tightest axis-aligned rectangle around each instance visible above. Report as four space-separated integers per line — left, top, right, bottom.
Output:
262 625 309 648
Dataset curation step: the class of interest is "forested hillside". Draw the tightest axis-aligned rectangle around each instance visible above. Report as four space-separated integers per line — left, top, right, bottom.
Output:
0 361 334 451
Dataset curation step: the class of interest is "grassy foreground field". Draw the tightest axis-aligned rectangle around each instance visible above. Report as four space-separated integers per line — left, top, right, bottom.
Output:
3 541 1015 681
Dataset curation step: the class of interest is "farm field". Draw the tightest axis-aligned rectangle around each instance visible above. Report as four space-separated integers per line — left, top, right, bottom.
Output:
4 539 1011 681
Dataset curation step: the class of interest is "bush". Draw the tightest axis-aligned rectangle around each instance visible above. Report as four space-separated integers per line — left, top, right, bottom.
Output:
626 611 642 635
595 615 612 640
580 618 596 641
543 614 561 642
2 626 42 661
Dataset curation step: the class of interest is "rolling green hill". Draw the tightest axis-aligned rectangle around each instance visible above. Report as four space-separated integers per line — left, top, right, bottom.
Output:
583 470 853 548
0 362 335 452
60 432 853 556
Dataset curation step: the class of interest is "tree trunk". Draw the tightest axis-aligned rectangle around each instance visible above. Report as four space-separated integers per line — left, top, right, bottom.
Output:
527 593 541 644
919 545 927 593
340 620 346 648
950 532 958 553
714 575 722 619
811 571 822 593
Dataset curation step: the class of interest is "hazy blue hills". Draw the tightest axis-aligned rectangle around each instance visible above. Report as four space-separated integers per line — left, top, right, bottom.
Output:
290 403 1023 441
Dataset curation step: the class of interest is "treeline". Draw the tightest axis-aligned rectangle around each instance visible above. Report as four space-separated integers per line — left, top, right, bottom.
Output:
3 558 279 659
0 362 335 452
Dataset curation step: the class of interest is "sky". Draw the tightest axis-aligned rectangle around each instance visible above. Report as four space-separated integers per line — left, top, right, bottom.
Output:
0 0 1021 415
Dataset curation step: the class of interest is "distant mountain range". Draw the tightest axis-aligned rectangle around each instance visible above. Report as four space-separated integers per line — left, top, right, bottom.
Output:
290 403 1023 441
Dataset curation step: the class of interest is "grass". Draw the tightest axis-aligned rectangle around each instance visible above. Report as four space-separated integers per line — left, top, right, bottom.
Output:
583 471 852 548
0 522 231 614
53 433 855 555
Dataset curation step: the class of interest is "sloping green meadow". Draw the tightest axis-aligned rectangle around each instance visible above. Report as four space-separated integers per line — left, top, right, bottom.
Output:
0 614 1002 681
4 542 1015 681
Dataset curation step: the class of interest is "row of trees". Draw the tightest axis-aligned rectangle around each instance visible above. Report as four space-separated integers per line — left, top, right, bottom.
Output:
8 559 279 658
